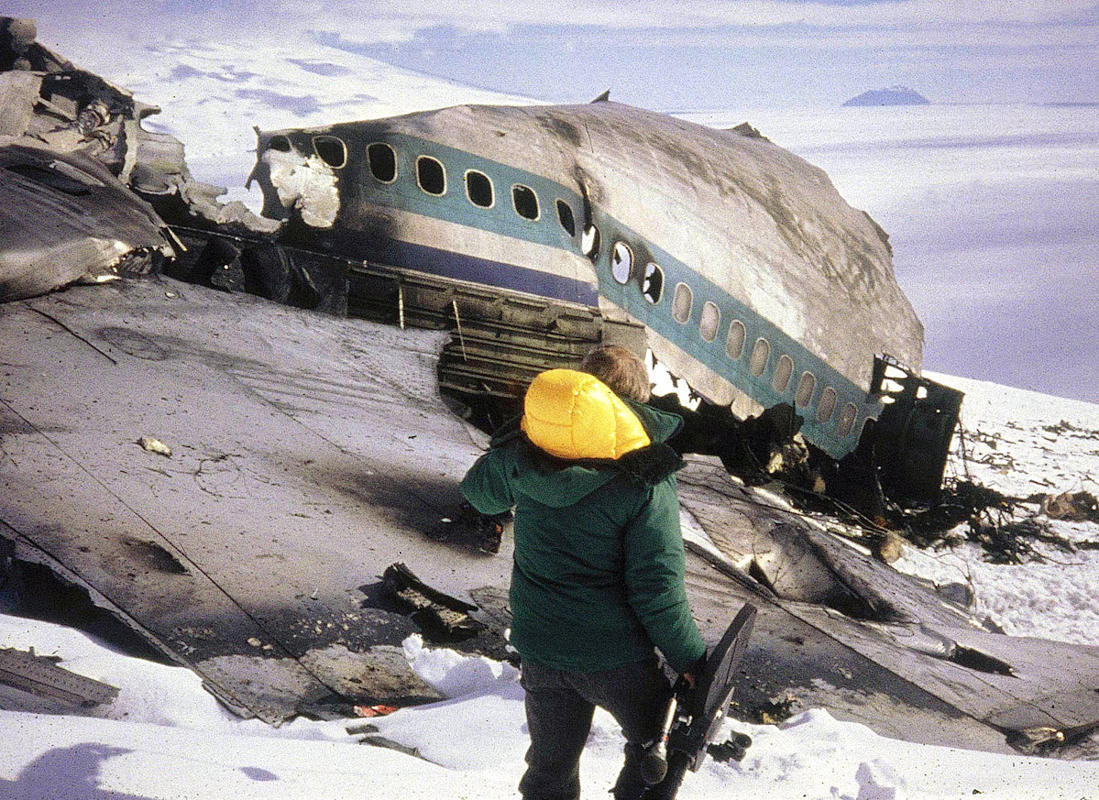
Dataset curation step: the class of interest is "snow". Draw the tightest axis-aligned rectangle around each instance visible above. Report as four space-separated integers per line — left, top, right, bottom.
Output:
79 35 535 211
3 378 1099 798
895 373 1099 647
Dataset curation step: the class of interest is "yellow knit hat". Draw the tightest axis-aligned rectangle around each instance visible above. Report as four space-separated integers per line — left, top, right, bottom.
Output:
520 369 650 460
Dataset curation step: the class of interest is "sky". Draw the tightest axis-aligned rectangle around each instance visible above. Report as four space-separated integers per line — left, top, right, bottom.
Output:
16 0 1099 108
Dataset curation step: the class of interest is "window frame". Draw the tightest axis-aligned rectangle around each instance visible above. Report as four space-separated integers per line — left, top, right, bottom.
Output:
366 142 398 184
837 403 858 437
749 338 771 377
555 199 576 237
817 386 838 423
672 282 694 324
611 241 634 284
464 169 495 209
511 183 540 221
726 320 746 360
700 301 721 343
311 135 347 169
772 354 794 394
415 155 447 196
795 371 817 408
642 263 664 305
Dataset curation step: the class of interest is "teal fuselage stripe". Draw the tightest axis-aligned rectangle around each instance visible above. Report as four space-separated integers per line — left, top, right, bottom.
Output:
587 206 882 457
345 129 586 255
328 128 879 457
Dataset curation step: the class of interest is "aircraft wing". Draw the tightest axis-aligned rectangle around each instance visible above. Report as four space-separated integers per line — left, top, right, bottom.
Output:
2 276 1098 754
676 461 1099 754
0 277 511 722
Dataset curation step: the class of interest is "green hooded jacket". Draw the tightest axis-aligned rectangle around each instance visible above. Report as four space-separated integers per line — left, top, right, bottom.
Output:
459 390 706 674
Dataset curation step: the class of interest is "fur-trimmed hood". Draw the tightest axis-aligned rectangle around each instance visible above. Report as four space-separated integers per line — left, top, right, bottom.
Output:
487 370 684 509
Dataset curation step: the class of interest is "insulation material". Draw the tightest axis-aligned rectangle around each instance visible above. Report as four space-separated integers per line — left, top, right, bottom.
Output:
264 148 339 228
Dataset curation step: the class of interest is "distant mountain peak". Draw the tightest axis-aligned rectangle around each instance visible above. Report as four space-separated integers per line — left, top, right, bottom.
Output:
843 86 930 107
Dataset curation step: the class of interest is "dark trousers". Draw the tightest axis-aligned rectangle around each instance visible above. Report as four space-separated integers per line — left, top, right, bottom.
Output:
518 657 671 800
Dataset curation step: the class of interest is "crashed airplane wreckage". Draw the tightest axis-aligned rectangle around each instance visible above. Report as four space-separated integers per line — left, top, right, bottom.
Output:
238 98 963 509
2 18 1098 756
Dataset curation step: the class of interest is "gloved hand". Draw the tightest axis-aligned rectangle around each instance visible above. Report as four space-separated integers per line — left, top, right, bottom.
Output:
456 500 511 553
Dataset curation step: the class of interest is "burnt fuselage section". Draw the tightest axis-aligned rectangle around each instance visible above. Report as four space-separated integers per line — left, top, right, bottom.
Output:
247 102 955 494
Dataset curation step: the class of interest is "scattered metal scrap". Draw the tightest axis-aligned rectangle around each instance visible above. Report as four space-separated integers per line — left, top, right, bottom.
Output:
1042 491 1099 524
0 647 119 707
381 562 486 644
0 16 277 235
0 16 287 302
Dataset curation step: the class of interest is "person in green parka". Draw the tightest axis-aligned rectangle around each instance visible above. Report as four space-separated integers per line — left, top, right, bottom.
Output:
460 345 706 800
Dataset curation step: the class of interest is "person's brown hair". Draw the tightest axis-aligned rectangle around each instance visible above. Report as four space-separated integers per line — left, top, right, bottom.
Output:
579 344 651 403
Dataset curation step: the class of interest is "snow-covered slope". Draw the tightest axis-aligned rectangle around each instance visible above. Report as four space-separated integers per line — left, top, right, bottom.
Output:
2 377 1098 799
84 36 533 206
897 374 1099 646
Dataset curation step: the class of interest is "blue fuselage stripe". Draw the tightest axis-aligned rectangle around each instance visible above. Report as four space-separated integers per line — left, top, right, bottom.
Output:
350 232 600 306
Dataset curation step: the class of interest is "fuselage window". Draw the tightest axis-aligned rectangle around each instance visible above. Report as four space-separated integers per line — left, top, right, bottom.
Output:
642 263 663 304
312 135 347 169
773 355 794 394
726 320 746 360
416 156 446 196
556 200 576 237
465 170 494 208
611 242 633 284
700 301 720 342
367 143 397 183
817 387 837 423
837 403 858 437
672 283 693 324
795 372 816 407
581 225 601 262
749 338 771 377
513 184 539 220
268 135 292 153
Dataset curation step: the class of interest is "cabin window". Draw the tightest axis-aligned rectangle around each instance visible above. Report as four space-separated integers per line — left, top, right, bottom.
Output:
837 403 858 437
367 143 397 182
268 135 292 153
773 355 794 394
556 200 576 237
465 170 494 208
611 242 633 284
817 387 837 423
749 338 770 377
416 156 446 196
672 283 693 324
312 135 347 169
795 372 816 407
642 263 663 304
726 320 746 360
700 301 720 342
513 184 539 220
581 225 601 262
